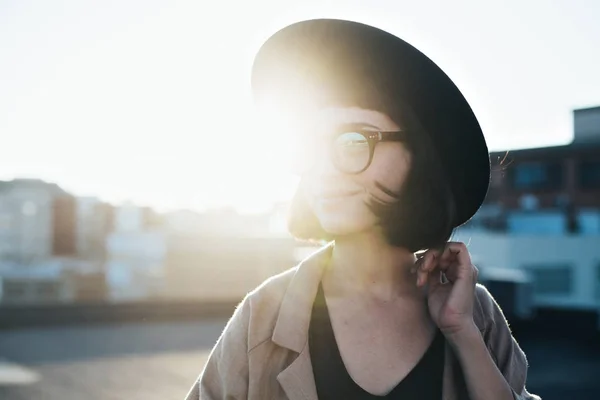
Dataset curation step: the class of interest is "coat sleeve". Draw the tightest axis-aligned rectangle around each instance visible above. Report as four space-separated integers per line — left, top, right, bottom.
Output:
475 285 541 400
184 296 251 400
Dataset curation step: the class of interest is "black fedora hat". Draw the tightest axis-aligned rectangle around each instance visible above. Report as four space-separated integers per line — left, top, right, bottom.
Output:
251 18 490 228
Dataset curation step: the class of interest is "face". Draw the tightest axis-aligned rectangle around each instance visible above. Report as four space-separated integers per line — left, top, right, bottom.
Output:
298 107 412 236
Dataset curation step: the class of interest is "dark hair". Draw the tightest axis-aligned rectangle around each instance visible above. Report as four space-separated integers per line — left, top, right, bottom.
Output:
286 89 457 253
261 37 460 252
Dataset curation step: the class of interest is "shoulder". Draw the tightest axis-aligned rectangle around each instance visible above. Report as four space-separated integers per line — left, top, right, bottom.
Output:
247 266 298 312
473 283 501 332
240 266 299 349
473 285 535 397
472 283 526 366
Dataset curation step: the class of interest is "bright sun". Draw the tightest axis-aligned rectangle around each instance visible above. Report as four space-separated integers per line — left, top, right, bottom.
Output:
0 1 307 213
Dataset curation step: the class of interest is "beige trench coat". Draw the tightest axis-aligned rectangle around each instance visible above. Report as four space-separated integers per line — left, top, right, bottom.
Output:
185 244 540 400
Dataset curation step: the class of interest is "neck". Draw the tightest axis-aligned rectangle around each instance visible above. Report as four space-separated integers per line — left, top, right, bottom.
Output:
324 229 419 300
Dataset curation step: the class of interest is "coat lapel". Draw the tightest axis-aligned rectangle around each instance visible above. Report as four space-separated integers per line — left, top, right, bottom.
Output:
272 243 333 400
277 344 318 400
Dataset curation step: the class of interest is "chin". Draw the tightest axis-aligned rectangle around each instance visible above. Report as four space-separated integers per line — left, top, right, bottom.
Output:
309 193 377 236
319 219 361 236
314 208 377 236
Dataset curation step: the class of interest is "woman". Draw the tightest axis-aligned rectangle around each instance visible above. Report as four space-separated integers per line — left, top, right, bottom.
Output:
186 19 539 400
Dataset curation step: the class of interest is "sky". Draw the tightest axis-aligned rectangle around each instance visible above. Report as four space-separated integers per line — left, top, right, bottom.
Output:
1 0 599 213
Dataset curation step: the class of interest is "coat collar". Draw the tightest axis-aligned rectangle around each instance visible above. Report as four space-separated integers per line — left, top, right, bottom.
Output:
272 242 333 353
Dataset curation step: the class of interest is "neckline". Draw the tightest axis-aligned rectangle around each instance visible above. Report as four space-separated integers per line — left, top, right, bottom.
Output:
312 281 445 398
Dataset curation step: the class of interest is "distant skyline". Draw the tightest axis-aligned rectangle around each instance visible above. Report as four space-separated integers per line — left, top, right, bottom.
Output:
1 0 599 212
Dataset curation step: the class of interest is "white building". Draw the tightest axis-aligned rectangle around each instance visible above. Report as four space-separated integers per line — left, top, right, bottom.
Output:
114 203 144 233
0 179 63 263
105 204 166 301
456 228 600 309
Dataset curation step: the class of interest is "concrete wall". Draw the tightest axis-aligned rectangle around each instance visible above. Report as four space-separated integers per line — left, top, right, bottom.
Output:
165 235 297 302
453 230 600 311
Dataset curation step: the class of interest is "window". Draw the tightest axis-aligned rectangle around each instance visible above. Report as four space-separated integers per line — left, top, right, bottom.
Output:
524 265 572 295
510 161 563 190
578 160 600 189
3 281 27 300
37 281 61 300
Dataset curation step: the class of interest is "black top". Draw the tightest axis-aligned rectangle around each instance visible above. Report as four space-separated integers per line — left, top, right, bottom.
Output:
309 283 445 400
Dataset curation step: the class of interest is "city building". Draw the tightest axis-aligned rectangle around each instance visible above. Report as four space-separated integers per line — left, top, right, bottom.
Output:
474 105 600 234
460 106 600 329
0 180 118 304
52 195 77 256
104 203 167 302
0 179 65 263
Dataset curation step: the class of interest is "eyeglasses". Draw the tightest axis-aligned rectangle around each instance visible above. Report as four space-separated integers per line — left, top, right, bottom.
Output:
295 129 407 174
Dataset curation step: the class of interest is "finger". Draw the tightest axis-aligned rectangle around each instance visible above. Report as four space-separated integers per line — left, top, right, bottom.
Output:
427 267 442 289
426 265 450 289
422 249 441 273
417 250 440 287
438 242 474 279
411 253 425 274
414 251 429 286
442 242 472 267
436 253 461 281
441 264 459 282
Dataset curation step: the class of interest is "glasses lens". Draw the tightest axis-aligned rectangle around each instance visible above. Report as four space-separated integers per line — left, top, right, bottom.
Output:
333 132 370 173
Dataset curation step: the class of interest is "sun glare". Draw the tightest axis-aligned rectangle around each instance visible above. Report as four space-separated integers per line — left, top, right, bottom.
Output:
3 0 590 213
0 1 393 213
0 1 306 213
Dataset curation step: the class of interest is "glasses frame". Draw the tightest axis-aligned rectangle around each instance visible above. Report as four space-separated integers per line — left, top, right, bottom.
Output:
331 129 407 174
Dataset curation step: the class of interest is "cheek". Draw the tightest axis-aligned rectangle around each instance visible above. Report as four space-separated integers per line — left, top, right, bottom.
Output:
308 191 379 234
360 145 411 195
